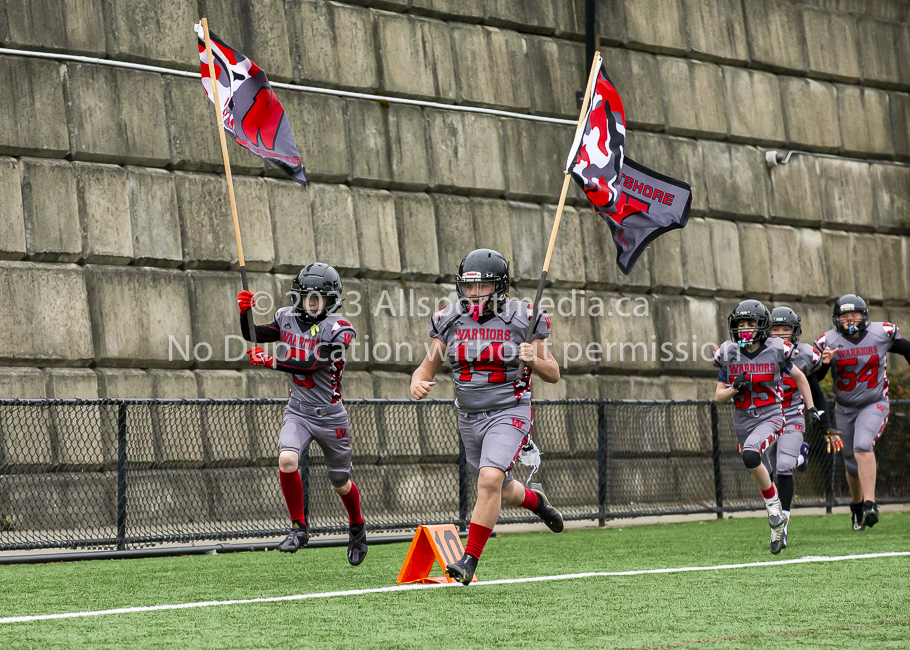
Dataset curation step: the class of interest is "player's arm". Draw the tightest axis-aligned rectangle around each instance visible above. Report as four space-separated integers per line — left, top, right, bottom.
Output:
519 338 559 383
715 368 744 403
237 291 281 343
411 338 446 400
790 365 825 429
890 337 910 364
248 342 345 372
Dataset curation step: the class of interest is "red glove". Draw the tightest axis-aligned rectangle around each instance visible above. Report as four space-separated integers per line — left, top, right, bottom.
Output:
237 290 255 315
247 347 274 368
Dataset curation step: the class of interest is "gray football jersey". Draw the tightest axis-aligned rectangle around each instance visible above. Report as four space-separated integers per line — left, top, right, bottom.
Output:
815 322 901 407
430 300 551 413
781 342 822 420
271 308 356 406
713 337 795 413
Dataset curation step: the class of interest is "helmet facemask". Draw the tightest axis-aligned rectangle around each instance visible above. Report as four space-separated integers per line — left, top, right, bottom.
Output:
456 275 500 322
455 250 510 322
769 307 801 344
833 295 869 336
731 319 760 349
291 263 343 325
836 312 865 336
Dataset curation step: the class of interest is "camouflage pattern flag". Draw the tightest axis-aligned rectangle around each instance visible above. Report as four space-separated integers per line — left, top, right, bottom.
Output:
566 54 691 275
194 23 307 186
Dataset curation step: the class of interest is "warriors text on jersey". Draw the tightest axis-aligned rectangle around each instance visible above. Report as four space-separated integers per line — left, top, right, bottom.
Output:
781 343 822 420
430 300 551 413
815 322 901 407
243 307 356 407
713 337 795 415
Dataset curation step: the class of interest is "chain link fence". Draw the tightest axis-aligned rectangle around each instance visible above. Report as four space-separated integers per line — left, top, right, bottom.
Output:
1 398 908 552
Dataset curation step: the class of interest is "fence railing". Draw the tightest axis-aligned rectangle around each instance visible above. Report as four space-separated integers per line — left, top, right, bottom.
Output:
0 398 908 552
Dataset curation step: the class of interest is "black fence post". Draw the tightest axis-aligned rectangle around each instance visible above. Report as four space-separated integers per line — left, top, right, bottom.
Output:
711 403 724 519
300 449 310 525
116 402 127 551
458 439 469 532
597 401 608 526
826 397 836 514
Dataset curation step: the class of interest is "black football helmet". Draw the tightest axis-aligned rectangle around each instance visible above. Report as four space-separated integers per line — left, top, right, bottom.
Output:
728 299 771 348
833 294 868 335
456 249 510 319
291 262 343 324
770 306 802 344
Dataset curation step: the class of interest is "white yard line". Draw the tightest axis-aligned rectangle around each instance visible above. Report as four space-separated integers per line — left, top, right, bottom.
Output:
2 551 908 625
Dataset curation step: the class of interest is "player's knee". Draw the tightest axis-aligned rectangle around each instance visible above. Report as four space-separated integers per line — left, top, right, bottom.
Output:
854 441 875 454
278 451 298 473
328 470 351 489
741 450 762 469
476 469 504 496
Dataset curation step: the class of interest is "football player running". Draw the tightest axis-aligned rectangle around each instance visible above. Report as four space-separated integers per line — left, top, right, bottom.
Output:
714 300 821 554
410 249 564 585
238 263 367 565
815 294 910 530
765 306 841 550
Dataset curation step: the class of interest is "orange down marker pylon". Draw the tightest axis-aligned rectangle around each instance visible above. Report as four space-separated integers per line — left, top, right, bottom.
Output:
396 524 478 584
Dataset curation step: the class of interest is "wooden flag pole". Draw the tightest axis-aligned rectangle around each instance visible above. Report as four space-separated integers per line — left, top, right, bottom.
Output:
518 51 601 375
201 17 257 348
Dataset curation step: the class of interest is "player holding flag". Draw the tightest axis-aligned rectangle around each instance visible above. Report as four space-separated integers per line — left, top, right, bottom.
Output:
410 249 564 585
238 263 366 565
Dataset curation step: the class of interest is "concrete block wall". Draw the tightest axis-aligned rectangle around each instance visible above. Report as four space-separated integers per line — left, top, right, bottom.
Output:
0 0 908 410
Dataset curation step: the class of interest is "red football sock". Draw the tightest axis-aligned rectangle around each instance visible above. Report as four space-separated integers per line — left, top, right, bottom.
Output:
340 482 364 525
464 522 493 560
279 470 305 523
520 487 539 511
760 484 777 499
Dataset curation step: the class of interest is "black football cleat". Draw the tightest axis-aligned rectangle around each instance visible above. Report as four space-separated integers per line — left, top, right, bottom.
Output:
445 553 478 586
347 522 368 566
851 503 865 531
769 512 788 555
278 522 309 553
862 501 879 528
532 489 564 533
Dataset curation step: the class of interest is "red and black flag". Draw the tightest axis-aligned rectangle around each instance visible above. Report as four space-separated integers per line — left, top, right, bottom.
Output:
194 23 307 186
566 54 691 275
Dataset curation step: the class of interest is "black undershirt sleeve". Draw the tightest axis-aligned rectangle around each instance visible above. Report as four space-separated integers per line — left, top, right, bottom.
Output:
816 363 830 380
272 343 345 375
239 314 281 343
891 337 910 362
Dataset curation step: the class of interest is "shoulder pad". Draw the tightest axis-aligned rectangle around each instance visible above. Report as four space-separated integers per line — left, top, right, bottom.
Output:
881 322 899 339
432 303 462 335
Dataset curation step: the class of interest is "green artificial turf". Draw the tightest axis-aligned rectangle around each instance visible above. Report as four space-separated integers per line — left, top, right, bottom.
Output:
1 511 908 649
